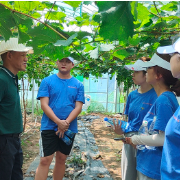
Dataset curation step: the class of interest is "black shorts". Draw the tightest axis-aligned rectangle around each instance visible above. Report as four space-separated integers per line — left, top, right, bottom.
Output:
40 130 75 157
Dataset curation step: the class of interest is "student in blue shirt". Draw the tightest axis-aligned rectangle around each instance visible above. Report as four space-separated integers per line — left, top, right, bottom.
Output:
113 59 157 180
126 53 180 180
35 57 85 180
157 37 180 180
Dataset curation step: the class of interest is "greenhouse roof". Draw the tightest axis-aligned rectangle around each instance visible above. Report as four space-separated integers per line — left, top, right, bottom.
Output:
46 1 98 32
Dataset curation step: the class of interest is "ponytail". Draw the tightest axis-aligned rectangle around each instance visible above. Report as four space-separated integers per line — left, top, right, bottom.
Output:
153 53 180 96
170 80 180 97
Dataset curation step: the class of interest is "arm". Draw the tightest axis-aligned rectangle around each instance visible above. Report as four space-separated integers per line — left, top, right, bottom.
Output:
66 101 83 124
129 131 165 146
56 101 83 137
40 97 69 131
0 78 6 101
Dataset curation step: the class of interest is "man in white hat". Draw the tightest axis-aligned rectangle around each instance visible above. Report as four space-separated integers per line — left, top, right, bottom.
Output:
0 38 33 180
35 57 85 180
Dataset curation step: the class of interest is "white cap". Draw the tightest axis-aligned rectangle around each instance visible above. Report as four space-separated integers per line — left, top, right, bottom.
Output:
157 37 180 54
67 57 74 63
59 56 74 63
0 38 33 61
142 53 171 71
124 60 146 71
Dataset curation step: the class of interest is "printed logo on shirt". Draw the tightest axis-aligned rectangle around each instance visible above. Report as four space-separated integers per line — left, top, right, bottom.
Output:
173 114 180 122
143 102 153 106
148 111 154 115
141 102 153 110
68 86 77 89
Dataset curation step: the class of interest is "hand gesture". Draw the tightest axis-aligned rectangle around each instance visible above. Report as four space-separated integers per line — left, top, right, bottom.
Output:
56 128 65 138
112 119 124 135
57 120 69 132
55 120 69 138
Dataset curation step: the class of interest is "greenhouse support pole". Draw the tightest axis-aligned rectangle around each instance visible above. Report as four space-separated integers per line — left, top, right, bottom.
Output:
106 75 109 112
114 74 117 113
32 79 34 120
119 85 121 113
80 2 83 17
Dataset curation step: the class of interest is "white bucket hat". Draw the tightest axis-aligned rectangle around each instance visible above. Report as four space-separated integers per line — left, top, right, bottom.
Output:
124 60 147 71
142 53 171 71
157 37 180 54
0 38 33 61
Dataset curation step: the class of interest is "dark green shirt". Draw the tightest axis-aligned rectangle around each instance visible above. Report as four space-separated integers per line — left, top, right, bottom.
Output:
0 66 23 135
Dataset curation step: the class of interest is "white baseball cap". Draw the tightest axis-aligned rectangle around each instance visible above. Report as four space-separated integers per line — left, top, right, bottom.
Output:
142 53 171 71
0 38 33 61
157 37 180 54
124 60 147 71
67 57 74 63
59 56 74 63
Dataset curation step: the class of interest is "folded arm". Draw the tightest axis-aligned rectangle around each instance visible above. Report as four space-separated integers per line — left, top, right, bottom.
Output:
40 97 69 131
65 101 83 124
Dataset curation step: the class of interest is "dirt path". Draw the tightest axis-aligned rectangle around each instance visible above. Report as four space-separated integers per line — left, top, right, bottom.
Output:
88 113 123 180
22 113 123 179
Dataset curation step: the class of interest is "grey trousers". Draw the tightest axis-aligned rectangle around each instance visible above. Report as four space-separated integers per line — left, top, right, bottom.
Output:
121 143 137 180
138 171 158 180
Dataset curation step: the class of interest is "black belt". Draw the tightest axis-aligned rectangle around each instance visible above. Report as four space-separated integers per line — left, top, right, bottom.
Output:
0 133 21 138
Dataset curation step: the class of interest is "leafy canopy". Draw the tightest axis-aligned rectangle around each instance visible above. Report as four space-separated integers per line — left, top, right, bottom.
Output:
0 1 179 91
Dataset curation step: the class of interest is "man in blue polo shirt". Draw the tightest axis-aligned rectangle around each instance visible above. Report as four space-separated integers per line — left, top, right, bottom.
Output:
35 57 85 180
0 38 33 180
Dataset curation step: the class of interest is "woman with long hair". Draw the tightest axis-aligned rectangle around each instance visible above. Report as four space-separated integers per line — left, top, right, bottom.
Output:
124 53 180 180
157 37 180 180
113 59 157 180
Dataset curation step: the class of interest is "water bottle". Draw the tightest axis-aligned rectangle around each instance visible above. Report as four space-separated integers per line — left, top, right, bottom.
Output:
136 120 148 150
145 116 158 150
56 129 75 145
104 117 129 132
121 120 129 132
104 117 114 126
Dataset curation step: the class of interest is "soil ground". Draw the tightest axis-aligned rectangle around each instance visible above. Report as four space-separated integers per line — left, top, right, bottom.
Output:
21 113 123 179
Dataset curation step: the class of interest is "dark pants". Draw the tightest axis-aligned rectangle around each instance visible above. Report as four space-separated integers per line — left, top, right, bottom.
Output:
0 135 23 180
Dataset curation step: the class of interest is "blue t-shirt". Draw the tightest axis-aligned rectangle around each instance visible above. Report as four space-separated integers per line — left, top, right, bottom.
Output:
125 88 157 133
37 74 85 133
136 91 179 180
161 106 180 180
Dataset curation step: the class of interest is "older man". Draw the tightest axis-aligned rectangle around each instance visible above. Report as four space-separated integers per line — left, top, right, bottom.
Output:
0 38 33 180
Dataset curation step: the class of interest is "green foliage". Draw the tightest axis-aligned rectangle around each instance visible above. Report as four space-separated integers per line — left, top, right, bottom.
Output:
87 100 105 113
67 154 85 166
18 54 56 86
102 111 115 117
0 1 180 89
95 1 134 41
79 111 88 116
21 139 27 147
20 98 43 116
120 94 126 104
